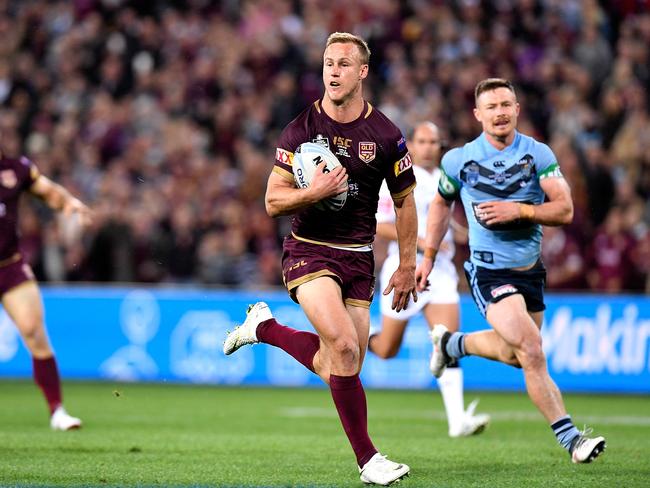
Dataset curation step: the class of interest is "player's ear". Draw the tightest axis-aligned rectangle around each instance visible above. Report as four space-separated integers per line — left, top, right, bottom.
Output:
473 107 481 123
359 64 368 80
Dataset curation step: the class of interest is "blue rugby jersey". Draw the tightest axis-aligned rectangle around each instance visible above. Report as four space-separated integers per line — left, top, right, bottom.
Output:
438 131 563 269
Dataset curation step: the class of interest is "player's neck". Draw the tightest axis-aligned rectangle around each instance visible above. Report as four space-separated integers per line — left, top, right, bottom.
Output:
415 161 436 173
321 95 365 124
484 130 516 151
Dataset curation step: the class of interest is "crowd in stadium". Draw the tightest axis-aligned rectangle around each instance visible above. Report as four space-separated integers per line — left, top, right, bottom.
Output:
0 0 648 292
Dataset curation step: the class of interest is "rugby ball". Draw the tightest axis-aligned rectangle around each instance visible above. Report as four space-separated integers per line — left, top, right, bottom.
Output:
293 142 347 211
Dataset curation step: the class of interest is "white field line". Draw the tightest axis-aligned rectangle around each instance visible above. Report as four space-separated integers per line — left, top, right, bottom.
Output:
279 407 650 426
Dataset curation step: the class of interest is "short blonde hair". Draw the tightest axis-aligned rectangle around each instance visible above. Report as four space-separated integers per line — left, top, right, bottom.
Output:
325 32 371 65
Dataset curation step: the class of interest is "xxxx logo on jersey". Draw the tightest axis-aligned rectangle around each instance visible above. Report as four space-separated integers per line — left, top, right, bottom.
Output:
275 148 293 166
393 153 412 177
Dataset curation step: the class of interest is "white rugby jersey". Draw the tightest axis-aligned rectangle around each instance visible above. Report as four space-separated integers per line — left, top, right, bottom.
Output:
377 164 456 277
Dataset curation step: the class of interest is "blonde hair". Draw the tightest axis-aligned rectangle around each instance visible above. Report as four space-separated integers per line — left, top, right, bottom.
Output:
325 32 371 65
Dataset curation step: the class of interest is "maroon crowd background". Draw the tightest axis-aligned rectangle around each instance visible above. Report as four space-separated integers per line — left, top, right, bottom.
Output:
0 0 648 293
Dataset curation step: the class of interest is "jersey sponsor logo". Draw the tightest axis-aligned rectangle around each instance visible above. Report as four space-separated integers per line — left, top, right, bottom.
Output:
333 136 352 157
358 142 376 163
312 134 330 149
539 162 563 180
491 284 517 298
472 250 494 263
493 160 505 168
439 170 459 197
0 169 17 189
275 148 293 166
287 260 307 271
393 153 412 176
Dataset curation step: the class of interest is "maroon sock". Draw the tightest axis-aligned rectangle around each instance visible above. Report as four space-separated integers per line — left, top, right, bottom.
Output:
33 356 62 415
330 374 377 467
257 318 320 373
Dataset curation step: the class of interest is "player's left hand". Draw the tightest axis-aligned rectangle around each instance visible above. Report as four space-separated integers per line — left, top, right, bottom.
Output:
383 265 417 313
476 201 520 226
63 197 93 227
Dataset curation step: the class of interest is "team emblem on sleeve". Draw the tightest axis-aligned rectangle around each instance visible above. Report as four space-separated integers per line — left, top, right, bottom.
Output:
358 142 376 163
0 169 17 189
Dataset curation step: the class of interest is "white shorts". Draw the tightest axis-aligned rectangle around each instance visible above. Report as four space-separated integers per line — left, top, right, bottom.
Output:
379 253 459 320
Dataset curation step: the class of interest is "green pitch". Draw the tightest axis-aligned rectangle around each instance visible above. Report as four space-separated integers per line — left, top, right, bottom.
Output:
1 381 649 487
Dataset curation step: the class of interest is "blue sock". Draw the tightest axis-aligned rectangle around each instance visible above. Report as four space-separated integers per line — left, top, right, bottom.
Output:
445 332 467 359
551 415 580 451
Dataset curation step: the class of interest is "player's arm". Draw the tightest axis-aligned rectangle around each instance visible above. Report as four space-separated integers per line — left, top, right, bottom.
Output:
382 191 418 312
377 222 430 251
415 192 453 290
264 164 347 217
477 177 573 227
29 175 92 224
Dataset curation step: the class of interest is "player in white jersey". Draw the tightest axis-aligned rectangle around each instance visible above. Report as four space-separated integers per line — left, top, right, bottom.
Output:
369 122 489 437
416 79 605 464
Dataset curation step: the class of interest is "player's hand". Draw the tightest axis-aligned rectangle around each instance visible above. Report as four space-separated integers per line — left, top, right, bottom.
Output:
476 200 520 226
415 258 434 292
308 162 348 202
383 265 417 313
63 197 93 227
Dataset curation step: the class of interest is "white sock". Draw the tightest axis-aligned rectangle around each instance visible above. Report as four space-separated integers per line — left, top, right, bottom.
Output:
437 367 464 435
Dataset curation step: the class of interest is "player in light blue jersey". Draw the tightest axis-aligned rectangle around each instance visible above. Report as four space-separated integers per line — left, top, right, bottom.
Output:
416 78 606 464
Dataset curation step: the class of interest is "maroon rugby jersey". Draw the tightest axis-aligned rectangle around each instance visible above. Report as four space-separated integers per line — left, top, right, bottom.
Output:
0 154 40 262
274 100 416 246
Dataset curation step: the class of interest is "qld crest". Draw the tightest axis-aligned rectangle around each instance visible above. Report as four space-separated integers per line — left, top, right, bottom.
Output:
358 142 376 163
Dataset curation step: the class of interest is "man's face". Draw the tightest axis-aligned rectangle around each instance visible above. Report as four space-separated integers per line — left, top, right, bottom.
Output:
323 42 367 105
411 124 441 168
473 87 520 139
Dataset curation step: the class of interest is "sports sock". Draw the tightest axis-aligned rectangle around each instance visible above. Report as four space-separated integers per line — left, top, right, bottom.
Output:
437 365 464 434
445 332 467 359
33 356 62 415
257 318 320 373
329 374 377 467
551 415 580 451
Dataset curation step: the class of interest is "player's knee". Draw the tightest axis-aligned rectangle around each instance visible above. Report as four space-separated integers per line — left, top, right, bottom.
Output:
499 347 521 368
370 338 399 359
18 318 46 346
518 337 545 369
330 337 360 364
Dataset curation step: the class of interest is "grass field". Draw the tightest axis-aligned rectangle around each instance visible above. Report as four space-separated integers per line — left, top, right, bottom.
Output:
1 381 649 487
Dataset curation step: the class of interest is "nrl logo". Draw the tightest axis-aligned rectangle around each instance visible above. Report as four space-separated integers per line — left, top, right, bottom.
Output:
0 169 17 189
312 134 330 149
358 142 376 163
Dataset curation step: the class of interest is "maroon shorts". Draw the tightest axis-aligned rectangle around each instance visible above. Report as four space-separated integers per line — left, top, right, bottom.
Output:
281 236 375 308
0 254 35 297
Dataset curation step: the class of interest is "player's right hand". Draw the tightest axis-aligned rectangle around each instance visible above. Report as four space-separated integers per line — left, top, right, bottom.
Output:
415 258 434 292
63 197 93 227
308 161 347 201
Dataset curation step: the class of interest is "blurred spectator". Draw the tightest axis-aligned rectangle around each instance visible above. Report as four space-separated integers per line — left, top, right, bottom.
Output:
0 1 646 292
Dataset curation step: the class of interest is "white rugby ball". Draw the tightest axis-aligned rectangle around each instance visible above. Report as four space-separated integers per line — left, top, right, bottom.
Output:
293 142 347 211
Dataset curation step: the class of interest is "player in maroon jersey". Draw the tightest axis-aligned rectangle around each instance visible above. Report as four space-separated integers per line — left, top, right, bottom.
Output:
224 33 417 485
0 142 91 430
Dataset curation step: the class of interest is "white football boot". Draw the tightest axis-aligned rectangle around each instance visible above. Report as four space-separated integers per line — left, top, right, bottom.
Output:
570 428 606 463
50 406 82 431
449 399 490 438
359 453 410 486
429 324 450 378
223 302 272 355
